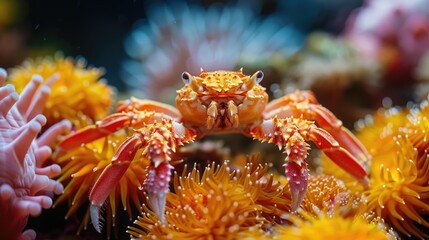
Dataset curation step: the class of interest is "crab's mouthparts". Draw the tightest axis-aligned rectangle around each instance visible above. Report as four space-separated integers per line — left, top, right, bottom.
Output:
206 100 239 129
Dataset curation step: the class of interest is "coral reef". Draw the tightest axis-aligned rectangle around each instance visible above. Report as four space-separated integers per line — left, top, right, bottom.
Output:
0 68 70 239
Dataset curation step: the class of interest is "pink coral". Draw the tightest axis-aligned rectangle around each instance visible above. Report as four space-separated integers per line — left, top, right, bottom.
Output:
345 0 429 82
0 68 71 240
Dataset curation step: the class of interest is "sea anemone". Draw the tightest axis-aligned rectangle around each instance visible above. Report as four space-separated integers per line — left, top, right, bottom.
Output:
6 54 115 129
128 155 293 239
273 173 396 240
0 68 71 240
300 174 361 217
53 131 150 237
321 102 429 238
122 0 302 102
273 208 396 240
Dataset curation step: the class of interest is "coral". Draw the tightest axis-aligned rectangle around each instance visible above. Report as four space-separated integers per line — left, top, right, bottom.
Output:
53 132 150 237
7 54 115 129
278 32 380 127
0 68 71 240
122 0 302 102
345 0 429 85
283 32 379 92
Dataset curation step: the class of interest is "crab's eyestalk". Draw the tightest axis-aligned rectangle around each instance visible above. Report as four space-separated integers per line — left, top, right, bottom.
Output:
245 70 264 89
181 72 200 92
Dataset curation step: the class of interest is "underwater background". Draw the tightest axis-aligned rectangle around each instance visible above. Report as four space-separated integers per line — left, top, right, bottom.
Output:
1 0 429 239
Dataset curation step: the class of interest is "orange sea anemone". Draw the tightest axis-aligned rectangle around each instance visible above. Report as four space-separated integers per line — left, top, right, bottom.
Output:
273 208 396 240
128 155 293 239
7 54 115 129
53 131 149 237
301 174 361 217
321 104 429 238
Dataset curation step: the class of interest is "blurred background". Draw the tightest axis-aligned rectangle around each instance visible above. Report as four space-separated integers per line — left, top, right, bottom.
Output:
7 0 429 130
1 0 363 93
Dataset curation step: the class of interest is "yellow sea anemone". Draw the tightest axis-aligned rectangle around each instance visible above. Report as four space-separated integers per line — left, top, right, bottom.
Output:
301 174 361 216
128 155 292 239
321 107 409 192
53 132 149 237
7 55 114 129
273 208 396 240
321 105 429 238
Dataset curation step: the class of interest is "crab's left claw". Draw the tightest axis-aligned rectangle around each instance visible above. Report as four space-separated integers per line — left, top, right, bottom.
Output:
284 161 309 211
89 134 144 233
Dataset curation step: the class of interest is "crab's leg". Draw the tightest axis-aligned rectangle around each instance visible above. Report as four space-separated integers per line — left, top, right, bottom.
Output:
264 92 370 166
59 112 136 150
89 120 196 233
116 97 182 119
264 90 318 113
248 117 368 211
89 133 144 233
141 121 196 221
59 101 181 151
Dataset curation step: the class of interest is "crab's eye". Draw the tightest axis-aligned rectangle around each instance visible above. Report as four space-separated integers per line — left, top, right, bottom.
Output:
181 72 191 84
255 71 264 83
245 70 264 89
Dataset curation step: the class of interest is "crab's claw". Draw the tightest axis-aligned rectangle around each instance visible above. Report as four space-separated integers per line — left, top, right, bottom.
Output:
89 134 144 233
284 161 309 211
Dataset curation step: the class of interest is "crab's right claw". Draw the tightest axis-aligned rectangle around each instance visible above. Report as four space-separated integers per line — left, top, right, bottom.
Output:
89 134 144 233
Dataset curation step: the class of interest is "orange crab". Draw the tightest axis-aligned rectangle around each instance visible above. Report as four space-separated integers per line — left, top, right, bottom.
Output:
59 69 370 232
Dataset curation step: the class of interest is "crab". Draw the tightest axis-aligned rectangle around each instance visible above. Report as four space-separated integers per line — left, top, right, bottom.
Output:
59 69 370 233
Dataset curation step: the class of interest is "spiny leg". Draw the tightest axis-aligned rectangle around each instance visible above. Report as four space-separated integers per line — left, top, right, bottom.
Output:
248 117 368 211
89 134 144 233
264 90 370 168
59 97 182 151
116 97 181 120
141 121 195 222
264 90 318 113
89 120 195 232
59 112 138 150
